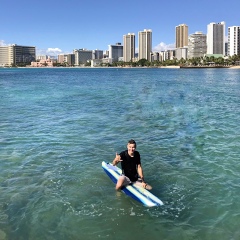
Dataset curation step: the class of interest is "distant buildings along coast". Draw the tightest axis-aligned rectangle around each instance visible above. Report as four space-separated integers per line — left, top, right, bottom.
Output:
0 22 240 67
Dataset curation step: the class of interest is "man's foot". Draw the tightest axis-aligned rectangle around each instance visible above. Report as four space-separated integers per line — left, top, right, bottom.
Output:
144 184 152 190
116 191 121 198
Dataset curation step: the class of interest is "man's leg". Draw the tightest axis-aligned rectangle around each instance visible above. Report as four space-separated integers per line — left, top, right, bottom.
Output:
135 179 152 190
115 176 125 190
115 175 131 190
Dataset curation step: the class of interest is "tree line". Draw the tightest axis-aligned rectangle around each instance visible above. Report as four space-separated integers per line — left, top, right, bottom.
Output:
101 54 240 68
5 54 240 67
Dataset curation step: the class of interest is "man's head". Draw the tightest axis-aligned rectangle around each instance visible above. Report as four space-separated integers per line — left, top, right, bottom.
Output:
127 139 136 156
128 139 136 146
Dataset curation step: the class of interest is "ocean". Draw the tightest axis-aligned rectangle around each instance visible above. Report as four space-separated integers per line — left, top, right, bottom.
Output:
0 67 240 240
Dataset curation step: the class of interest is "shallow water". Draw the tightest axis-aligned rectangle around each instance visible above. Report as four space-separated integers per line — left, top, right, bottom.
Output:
0 67 240 240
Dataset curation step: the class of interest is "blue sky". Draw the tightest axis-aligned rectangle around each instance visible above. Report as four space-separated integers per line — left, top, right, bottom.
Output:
1 0 240 56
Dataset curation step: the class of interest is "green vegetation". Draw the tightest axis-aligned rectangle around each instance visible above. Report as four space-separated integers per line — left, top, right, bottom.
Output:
106 54 240 68
4 54 240 68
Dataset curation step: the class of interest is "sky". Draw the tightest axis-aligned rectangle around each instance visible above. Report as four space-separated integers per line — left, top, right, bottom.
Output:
1 0 240 56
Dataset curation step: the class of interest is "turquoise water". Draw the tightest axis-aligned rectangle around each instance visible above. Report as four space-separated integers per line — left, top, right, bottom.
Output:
0 67 240 240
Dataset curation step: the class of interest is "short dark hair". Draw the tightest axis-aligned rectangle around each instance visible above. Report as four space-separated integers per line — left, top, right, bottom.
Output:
128 139 136 146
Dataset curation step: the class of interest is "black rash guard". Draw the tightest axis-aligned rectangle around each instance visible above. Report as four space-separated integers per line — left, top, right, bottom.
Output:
120 150 141 182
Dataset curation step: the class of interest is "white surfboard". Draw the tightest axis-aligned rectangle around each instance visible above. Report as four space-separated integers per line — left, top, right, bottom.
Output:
102 161 163 207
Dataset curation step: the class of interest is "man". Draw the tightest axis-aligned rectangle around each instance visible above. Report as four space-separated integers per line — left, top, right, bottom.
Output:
112 139 152 190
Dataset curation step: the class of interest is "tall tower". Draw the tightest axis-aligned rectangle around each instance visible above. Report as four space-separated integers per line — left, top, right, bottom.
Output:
228 26 240 56
175 24 188 48
138 29 152 61
123 33 135 62
207 22 225 55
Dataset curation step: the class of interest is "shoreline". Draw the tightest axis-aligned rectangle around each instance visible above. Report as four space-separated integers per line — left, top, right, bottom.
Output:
180 65 240 69
1 65 240 69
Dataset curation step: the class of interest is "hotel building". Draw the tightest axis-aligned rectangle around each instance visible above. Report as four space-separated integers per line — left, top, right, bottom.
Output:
0 46 12 66
108 43 123 63
0 44 35 66
228 26 240 56
123 33 135 62
207 22 225 55
138 29 152 61
74 49 92 65
176 24 188 48
188 31 207 58
58 54 75 65
92 50 103 60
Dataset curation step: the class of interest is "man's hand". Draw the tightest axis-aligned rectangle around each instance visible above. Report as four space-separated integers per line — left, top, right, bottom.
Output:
113 153 122 165
142 181 147 188
142 181 152 190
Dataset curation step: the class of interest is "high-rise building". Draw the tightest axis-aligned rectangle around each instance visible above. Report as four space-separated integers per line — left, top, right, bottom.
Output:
138 29 152 61
92 50 103 60
188 31 207 58
108 43 123 63
74 49 92 65
175 47 188 60
58 54 75 65
58 54 65 64
123 33 135 62
159 50 175 62
228 26 240 56
0 46 12 66
207 22 225 55
0 44 35 66
14 45 36 64
176 24 188 48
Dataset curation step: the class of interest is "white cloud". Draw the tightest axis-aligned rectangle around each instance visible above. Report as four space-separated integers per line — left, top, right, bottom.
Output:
153 42 175 52
135 42 175 53
225 35 228 42
36 47 63 56
0 40 10 46
46 48 62 55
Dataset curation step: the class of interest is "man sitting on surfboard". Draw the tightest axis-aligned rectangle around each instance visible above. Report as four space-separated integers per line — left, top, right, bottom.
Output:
112 139 152 190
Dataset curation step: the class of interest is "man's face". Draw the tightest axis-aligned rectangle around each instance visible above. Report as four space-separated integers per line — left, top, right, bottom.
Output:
127 143 136 155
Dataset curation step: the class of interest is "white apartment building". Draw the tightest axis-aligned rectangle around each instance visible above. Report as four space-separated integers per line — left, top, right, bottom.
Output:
188 32 207 58
175 47 188 60
228 26 240 56
207 22 225 55
138 29 152 61
159 50 176 61
123 33 135 62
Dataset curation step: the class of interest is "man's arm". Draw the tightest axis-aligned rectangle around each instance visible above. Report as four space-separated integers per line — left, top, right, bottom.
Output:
137 164 152 190
112 153 122 166
137 164 145 182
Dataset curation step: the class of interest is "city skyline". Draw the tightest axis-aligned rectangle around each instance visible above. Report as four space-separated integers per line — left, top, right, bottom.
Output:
1 0 240 56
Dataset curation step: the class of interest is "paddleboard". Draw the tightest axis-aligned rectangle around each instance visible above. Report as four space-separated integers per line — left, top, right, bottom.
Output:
102 161 163 207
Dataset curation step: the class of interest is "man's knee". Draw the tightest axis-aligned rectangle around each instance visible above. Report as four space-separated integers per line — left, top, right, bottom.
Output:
115 176 125 190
